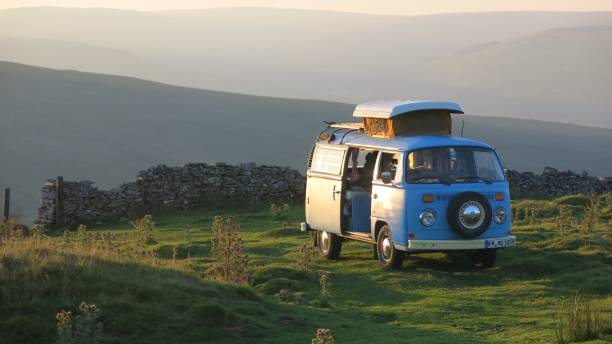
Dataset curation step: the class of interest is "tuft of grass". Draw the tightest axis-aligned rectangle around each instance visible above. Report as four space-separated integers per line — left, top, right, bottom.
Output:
555 294 612 343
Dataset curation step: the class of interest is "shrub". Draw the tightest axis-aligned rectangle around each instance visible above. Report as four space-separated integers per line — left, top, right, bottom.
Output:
554 294 611 343
56 302 104 344
270 203 291 219
210 216 251 285
130 215 155 245
556 205 573 232
582 195 601 233
297 243 315 271
319 271 331 299
312 328 334 344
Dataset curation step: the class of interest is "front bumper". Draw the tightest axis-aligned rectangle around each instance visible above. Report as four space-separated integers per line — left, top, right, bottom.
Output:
396 235 516 252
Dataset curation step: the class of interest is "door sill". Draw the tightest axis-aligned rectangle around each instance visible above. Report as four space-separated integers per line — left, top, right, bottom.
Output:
341 231 375 244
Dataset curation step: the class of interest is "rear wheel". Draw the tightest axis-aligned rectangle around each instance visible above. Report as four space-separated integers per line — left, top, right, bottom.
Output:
317 230 342 259
376 225 404 269
467 249 497 268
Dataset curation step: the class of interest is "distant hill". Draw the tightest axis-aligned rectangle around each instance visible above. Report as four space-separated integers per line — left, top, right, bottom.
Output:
0 8 611 127
1 62 611 222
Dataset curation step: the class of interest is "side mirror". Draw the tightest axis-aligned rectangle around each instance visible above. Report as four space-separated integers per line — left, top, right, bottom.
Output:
381 171 393 184
503 168 509 178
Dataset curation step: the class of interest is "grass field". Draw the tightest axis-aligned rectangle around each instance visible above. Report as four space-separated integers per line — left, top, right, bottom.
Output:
1 196 611 343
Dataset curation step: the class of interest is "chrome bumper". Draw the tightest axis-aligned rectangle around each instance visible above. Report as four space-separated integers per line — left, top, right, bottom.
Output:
396 235 516 252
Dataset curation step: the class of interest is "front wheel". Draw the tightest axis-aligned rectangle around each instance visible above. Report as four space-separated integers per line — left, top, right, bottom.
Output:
467 249 497 268
317 230 342 259
376 225 404 269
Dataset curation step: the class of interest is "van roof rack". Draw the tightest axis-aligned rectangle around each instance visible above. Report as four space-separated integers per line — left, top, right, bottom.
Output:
329 122 364 130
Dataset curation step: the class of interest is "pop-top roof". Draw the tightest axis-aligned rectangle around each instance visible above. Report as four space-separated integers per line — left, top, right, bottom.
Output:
353 100 464 119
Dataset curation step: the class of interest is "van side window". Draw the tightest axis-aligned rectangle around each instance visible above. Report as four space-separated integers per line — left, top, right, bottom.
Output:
377 152 401 180
310 146 345 175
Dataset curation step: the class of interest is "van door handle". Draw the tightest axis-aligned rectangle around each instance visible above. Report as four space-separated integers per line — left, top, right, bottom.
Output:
332 185 341 200
372 194 378 199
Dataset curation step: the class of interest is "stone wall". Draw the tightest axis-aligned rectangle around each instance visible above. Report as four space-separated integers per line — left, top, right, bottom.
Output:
507 167 611 199
37 163 305 226
36 163 611 226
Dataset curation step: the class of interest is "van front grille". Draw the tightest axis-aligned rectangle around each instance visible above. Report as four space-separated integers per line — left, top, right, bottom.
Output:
434 193 494 202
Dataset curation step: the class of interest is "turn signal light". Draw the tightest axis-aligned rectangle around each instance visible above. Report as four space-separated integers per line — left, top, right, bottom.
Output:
495 192 505 201
408 233 416 238
422 194 434 203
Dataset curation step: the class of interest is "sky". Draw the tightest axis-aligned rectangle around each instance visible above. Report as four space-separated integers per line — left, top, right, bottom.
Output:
1 0 612 15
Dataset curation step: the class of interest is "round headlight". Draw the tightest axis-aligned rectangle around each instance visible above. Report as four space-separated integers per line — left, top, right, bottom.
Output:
419 210 436 227
494 207 507 224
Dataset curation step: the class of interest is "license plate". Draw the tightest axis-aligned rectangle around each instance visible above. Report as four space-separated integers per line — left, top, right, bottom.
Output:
484 238 515 249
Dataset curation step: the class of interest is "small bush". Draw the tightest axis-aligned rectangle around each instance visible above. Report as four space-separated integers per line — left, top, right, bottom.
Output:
582 195 601 233
56 302 104 344
319 271 331 299
556 205 573 232
270 203 291 219
131 215 156 245
297 243 315 271
554 294 611 343
312 328 334 344
210 216 251 285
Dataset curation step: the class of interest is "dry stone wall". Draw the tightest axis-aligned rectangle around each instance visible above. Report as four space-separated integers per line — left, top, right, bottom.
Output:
507 167 611 199
37 163 305 226
36 163 611 226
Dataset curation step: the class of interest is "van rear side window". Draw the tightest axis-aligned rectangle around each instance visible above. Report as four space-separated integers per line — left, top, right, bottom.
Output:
311 147 345 174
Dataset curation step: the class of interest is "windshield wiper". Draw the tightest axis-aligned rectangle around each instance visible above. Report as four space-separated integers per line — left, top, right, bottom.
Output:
454 175 493 184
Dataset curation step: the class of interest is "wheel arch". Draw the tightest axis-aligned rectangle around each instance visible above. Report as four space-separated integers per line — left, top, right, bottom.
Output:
373 220 388 241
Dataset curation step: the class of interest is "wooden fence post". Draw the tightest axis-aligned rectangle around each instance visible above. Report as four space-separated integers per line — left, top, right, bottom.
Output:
56 177 64 227
3 188 9 222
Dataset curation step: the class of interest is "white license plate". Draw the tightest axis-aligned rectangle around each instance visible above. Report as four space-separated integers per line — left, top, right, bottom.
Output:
484 238 515 249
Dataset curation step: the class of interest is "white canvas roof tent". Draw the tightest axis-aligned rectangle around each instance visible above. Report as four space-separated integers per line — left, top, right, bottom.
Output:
353 100 464 118
345 100 464 138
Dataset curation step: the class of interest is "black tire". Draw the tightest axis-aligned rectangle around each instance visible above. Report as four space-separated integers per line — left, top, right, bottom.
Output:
376 225 404 269
316 230 342 259
467 249 497 268
373 244 379 259
447 192 492 238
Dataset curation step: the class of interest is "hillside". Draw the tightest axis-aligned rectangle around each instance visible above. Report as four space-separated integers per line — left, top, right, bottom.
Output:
1 198 611 343
1 61 612 222
0 8 611 127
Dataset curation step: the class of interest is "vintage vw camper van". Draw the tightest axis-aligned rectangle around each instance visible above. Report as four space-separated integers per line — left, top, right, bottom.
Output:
301 100 516 269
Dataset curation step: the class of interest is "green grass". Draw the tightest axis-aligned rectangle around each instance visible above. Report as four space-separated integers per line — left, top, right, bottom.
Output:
1 199 611 344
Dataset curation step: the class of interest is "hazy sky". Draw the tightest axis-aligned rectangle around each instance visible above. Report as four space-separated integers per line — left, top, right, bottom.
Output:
2 0 612 15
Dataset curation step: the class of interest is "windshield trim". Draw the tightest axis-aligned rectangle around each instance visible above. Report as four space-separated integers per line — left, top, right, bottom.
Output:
404 145 506 185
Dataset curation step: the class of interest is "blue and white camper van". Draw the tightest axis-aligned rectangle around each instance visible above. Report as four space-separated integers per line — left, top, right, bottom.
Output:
301 100 516 269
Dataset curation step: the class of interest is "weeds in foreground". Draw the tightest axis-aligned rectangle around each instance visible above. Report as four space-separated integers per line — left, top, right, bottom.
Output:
130 214 156 245
312 328 334 344
583 195 601 234
297 243 315 271
554 294 612 343
56 302 104 344
556 205 573 232
210 216 251 285
319 271 331 299
270 203 291 219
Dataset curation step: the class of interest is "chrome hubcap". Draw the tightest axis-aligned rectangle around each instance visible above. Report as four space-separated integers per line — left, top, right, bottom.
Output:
459 201 485 230
320 231 330 252
381 237 392 260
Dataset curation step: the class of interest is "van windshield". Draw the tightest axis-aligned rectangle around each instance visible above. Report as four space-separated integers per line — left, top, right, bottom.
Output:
406 147 504 184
